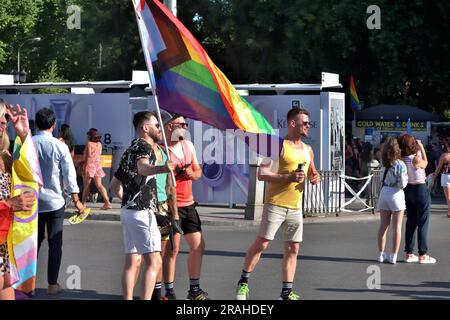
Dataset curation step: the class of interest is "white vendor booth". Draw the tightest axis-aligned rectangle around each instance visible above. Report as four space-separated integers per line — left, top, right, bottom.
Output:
148 72 345 216
1 72 345 218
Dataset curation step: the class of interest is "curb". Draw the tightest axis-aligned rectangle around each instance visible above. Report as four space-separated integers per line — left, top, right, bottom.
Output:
78 210 380 227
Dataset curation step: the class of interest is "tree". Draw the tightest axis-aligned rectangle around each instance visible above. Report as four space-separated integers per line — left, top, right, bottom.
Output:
177 0 450 118
0 0 43 74
35 60 68 93
1 0 448 119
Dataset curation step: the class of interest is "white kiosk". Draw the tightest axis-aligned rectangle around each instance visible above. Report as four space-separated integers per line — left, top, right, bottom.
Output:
175 72 345 218
1 72 345 218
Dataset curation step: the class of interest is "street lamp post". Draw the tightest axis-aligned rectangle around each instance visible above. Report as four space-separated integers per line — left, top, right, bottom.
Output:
16 37 41 83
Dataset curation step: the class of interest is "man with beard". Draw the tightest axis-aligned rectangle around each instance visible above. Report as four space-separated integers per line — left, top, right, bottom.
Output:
235 107 321 300
112 111 174 300
160 111 207 300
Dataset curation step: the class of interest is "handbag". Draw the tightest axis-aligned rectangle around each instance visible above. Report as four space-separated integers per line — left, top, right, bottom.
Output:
155 202 172 236
0 203 12 245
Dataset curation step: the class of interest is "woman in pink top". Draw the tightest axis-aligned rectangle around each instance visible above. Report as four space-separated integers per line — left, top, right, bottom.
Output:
81 128 112 210
398 134 436 264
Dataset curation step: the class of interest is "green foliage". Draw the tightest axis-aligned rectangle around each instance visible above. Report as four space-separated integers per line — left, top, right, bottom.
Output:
35 60 69 93
178 0 450 118
0 0 448 119
0 0 42 68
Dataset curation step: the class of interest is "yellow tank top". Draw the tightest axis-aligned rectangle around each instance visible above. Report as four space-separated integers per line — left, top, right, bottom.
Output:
265 140 311 209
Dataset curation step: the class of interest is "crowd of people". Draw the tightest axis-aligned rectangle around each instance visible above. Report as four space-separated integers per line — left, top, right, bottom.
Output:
107 109 320 301
1 96 449 300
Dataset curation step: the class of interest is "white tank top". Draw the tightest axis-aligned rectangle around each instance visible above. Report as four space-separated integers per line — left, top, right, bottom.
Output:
403 152 426 184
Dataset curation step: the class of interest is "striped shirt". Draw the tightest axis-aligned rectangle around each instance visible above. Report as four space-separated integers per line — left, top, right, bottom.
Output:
403 152 426 184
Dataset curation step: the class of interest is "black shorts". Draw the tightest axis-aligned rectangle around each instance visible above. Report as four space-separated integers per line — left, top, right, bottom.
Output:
178 204 202 234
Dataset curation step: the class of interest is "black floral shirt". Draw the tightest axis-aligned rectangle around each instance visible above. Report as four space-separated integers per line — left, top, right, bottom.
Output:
114 139 158 212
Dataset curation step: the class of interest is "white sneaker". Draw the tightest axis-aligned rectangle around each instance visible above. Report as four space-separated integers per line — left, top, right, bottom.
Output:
378 252 388 263
388 253 397 264
419 255 437 264
405 254 419 263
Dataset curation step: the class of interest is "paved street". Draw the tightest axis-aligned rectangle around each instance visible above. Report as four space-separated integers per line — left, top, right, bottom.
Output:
33 203 450 300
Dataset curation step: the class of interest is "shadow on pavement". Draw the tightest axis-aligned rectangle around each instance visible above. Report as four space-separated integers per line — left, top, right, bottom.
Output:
317 281 450 299
32 288 122 300
180 250 374 264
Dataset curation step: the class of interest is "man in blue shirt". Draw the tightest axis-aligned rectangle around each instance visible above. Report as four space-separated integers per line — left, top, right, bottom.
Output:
32 108 85 295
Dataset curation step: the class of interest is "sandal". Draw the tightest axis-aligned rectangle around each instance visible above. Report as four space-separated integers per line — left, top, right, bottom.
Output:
100 205 112 210
67 208 91 225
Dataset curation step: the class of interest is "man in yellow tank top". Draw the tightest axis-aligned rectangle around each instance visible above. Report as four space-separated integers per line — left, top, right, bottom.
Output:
235 107 321 300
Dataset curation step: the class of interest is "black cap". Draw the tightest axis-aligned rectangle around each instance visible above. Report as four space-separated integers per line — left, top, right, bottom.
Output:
160 109 182 125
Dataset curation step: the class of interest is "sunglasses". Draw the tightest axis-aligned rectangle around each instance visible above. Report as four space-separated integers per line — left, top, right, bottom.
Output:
171 122 188 129
145 122 160 129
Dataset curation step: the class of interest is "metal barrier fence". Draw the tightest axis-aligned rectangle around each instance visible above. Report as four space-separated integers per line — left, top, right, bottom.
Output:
302 170 342 216
302 169 383 217
368 169 382 213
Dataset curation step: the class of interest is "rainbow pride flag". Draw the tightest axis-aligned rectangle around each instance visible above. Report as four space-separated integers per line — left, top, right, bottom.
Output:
350 75 361 112
7 132 42 298
132 0 281 158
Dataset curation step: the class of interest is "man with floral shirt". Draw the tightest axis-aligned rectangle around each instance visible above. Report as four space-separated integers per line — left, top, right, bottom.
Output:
113 111 174 300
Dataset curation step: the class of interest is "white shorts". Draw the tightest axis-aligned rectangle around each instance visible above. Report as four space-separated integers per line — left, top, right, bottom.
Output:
258 203 303 242
377 187 406 212
120 208 161 254
441 173 450 188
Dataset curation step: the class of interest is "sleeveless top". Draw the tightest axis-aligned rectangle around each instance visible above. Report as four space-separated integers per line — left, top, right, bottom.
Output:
442 155 450 174
265 140 311 209
156 145 168 203
168 140 195 207
403 152 426 184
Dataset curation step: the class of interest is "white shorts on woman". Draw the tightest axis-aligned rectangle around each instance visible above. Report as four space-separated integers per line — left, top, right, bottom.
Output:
377 186 406 212
441 173 450 188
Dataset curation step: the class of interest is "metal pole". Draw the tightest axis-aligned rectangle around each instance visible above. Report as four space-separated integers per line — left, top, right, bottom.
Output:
17 37 41 83
133 2 176 186
99 43 103 68
17 49 20 80
164 0 177 16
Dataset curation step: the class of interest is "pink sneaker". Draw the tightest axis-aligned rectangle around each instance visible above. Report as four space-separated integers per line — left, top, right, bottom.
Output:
419 255 436 264
405 253 419 263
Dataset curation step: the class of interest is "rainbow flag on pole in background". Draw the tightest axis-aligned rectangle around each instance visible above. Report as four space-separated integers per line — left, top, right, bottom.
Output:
7 133 42 298
350 75 361 112
132 0 281 158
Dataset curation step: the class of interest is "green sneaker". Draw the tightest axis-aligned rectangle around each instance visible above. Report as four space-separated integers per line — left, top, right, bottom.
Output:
187 289 209 300
279 292 300 300
236 283 249 300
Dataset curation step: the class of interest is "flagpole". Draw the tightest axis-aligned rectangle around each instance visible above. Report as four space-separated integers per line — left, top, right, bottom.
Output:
132 0 176 186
